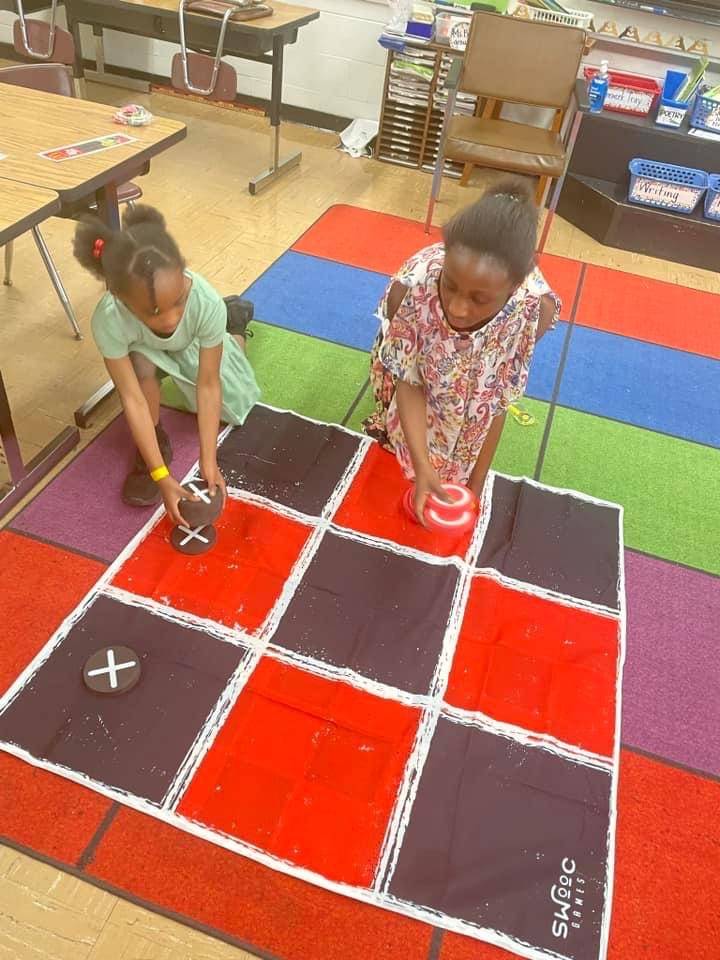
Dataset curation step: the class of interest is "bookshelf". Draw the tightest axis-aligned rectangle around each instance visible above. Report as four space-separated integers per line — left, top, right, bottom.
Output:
375 43 477 177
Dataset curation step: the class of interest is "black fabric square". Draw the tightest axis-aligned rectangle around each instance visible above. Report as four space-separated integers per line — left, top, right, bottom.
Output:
217 405 361 516
271 533 459 694
389 718 612 960
477 477 621 608
0 596 246 804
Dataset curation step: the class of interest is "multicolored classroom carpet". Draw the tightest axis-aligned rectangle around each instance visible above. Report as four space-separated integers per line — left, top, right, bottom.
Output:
1 205 718 960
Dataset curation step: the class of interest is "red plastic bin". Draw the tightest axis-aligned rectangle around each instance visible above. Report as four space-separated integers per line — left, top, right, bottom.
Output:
584 68 662 117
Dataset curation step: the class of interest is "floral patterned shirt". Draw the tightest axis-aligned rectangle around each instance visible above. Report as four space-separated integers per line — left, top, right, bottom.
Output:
363 243 560 485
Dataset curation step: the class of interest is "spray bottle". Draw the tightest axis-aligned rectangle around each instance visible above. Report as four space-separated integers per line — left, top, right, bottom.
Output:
588 60 610 113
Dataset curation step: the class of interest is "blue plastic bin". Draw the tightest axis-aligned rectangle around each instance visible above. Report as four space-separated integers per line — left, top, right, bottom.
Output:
690 91 720 133
656 70 690 127
628 159 707 214
705 174 720 221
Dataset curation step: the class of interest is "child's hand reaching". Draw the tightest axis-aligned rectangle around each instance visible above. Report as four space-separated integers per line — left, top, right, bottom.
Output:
414 463 448 528
158 475 194 527
200 458 227 500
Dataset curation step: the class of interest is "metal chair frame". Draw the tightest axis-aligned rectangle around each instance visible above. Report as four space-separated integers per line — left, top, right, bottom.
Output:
176 0 244 96
14 0 59 60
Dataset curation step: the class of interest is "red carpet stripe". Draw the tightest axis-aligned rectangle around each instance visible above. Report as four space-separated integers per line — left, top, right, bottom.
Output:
0 530 105 696
576 267 720 359
86 807 433 960
292 204 583 324
0 752 112 864
292 204 440 275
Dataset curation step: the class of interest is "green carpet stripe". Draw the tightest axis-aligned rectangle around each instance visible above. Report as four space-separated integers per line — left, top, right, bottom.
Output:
540 406 720 575
534 263 587 481
161 325 370 426
247 325 368 423
495 398 549 479
344 383 373 433
342 379 370 427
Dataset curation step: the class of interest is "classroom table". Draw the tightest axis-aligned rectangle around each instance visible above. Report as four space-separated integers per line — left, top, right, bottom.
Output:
63 0 320 193
0 179 78 520
0 83 187 425
0 0 49 10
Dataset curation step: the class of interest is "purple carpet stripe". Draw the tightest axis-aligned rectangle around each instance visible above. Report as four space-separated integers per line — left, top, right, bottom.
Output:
11 410 198 563
622 550 720 778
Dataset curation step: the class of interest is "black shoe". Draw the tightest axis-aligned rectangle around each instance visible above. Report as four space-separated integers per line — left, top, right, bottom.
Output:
224 296 255 338
122 466 161 508
132 423 173 473
155 422 173 465
126 423 173 506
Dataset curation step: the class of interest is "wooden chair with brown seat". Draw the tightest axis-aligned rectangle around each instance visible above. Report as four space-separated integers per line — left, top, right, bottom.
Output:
425 11 587 235
0 63 143 340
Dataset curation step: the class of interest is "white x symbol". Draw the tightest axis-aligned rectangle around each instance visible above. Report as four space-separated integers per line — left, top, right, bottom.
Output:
187 482 211 504
87 649 137 690
178 524 210 546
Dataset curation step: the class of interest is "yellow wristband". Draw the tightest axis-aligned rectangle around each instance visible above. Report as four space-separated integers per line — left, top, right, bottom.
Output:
150 465 169 482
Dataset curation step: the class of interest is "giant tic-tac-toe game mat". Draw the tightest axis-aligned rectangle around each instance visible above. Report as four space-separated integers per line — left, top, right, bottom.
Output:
1 204 718 960
0 404 624 960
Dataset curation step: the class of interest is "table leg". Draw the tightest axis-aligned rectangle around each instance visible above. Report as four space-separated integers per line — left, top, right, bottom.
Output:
248 37 301 195
0 369 79 520
73 183 121 428
74 379 116 429
85 25 150 94
66 6 85 80
95 182 121 230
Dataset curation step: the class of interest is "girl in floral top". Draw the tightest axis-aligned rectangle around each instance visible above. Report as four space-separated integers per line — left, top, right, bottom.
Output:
364 178 560 522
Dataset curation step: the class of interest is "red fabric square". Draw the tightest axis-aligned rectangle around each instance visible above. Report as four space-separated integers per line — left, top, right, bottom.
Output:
0 530 105 696
482 646 553 722
112 498 311 633
292 204 441 275
178 659 420 886
537 253 583 321
0 752 111 865
577 266 720 359
87 808 433 960
335 444 473 559
440 749 720 960
446 577 619 756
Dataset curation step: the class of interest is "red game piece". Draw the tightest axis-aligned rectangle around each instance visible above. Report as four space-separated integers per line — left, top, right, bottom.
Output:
403 482 478 535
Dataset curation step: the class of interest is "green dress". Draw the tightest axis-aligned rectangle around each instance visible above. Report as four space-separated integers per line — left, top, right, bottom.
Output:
91 271 260 425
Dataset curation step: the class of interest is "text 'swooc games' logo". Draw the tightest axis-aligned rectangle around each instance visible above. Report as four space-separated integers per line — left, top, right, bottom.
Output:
550 858 586 940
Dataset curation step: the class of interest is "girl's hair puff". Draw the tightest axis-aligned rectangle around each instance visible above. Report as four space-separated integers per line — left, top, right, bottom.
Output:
73 204 185 310
443 177 538 283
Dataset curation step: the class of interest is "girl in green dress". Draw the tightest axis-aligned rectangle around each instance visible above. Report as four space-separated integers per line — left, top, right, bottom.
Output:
73 205 260 525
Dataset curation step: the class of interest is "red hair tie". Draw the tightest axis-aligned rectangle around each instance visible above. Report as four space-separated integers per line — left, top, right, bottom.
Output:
92 238 105 260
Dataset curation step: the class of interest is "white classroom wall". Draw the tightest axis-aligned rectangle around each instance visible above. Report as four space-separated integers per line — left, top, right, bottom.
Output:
2 1 719 123
0 0 390 122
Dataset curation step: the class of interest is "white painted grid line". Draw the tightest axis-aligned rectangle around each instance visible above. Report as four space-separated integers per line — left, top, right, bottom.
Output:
471 566 621 619
328 521 467 570
441 705 614 774
264 645 433 710
163 438 371 811
102 586 256 650
598 504 627 960
373 474 496 894
224 485 321 528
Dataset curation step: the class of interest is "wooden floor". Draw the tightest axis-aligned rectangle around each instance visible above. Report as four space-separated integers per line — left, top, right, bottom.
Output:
1 76 718 958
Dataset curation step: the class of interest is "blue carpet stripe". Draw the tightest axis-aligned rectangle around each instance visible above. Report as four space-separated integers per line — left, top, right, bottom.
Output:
243 251 388 352
559 325 720 448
